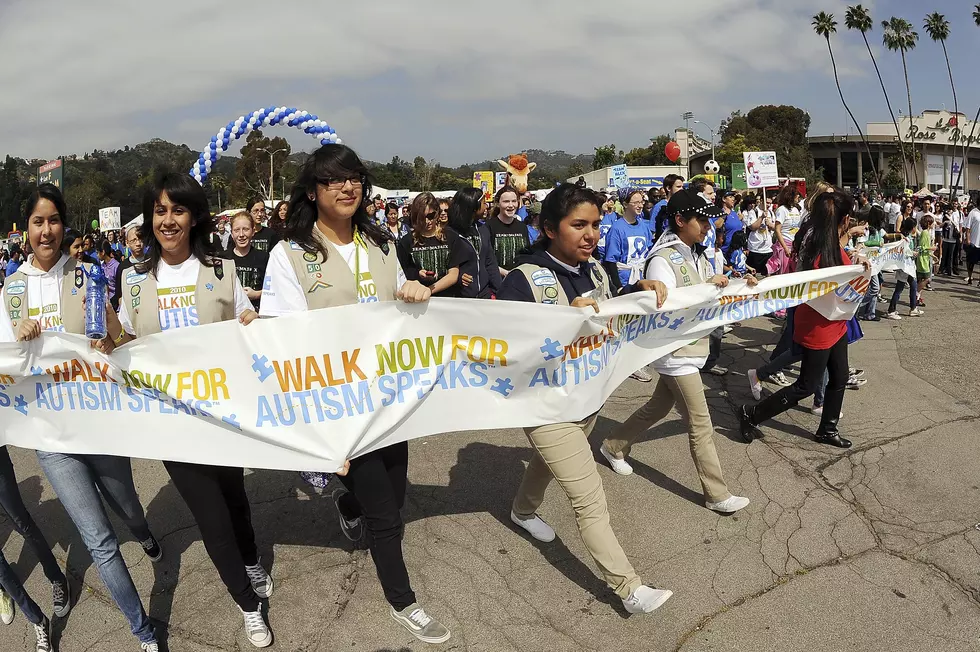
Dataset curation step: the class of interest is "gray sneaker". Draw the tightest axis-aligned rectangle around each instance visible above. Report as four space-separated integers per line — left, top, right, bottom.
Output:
630 368 653 382
390 603 451 644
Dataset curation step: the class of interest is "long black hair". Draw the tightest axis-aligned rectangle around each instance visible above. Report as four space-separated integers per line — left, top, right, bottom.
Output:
866 205 886 232
532 183 602 251
138 172 216 275
447 186 485 235
283 144 388 258
793 189 852 271
24 183 68 252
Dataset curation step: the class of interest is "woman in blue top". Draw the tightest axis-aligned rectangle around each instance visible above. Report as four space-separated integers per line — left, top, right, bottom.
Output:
603 188 651 291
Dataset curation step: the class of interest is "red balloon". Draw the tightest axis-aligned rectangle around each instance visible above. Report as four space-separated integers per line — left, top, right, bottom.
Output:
665 141 681 162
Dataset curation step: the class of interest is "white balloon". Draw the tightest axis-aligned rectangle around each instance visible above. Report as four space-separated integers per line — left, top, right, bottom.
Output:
335 137 343 145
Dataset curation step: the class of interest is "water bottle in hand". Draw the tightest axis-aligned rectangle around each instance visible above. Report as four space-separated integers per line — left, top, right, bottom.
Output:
85 264 108 340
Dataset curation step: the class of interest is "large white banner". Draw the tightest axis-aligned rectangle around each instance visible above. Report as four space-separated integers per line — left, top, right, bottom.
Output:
0 244 908 472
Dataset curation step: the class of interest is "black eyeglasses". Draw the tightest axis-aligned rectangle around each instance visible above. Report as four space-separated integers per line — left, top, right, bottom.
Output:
424 211 438 220
319 175 365 190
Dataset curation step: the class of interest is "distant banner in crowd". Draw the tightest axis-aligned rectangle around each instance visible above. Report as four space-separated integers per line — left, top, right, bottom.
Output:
0 250 906 472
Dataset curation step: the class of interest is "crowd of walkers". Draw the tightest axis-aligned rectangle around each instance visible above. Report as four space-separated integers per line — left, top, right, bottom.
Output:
0 140 947 650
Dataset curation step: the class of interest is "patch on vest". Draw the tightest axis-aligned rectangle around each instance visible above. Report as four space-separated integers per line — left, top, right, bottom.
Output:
303 252 318 262
132 297 141 309
380 241 390 255
9 310 20 319
213 260 224 280
9 296 21 308
288 241 304 251
75 267 84 289
125 271 148 284
669 251 685 265
5 280 25 296
308 279 332 294
130 285 141 297
543 286 559 299
530 269 557 287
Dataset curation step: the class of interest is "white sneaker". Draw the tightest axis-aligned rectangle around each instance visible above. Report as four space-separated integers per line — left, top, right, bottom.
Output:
885 312 902 320
599 444 633 476
140 642 159 652
622 585 673 614
0 588 13 625
390 603 451 644
630 368 653 382
723 324 734 334
239 607 273 648
510 511 555 542
747 368 762 400
770 371 793 387
706 495 751 513
909 308 924 317
811 405 823 416
245 563 274 599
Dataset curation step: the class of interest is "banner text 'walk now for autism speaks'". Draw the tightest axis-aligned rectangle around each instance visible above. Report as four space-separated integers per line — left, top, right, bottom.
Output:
0 243 909 471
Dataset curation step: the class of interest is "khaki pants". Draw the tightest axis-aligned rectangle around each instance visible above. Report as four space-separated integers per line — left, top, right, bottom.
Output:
512 414 641 600
603 373 731 504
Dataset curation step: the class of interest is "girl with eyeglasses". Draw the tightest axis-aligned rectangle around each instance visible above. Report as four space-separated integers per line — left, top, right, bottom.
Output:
260 144 450 645
447 187 502 299
396 193 474 297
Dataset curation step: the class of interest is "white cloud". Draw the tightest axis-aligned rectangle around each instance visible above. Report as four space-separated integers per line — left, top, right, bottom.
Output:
0 0 873 164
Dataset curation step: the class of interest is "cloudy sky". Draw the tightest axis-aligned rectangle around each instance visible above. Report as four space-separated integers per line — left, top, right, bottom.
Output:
2 0 978 166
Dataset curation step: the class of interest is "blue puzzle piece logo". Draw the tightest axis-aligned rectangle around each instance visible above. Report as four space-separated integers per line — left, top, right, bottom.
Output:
539 338 563 361
669 318 684 330
251 355 274 382
221 413 242 430
13 395 27 416
205 283 214 291
491 377 515 398
30 366 44 376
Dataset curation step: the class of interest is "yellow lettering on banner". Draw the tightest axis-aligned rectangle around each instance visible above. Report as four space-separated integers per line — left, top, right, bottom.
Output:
807 281 838 298
449 335 508 365
343 349 366 382
175 368 230 400
0 374 12 385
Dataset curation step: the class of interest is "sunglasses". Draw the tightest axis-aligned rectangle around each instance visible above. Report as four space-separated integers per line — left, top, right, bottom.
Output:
424 211 438 220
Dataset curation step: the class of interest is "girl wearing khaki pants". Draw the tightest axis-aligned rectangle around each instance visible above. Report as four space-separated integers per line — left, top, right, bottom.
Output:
498 183 673 615
600 188 751 514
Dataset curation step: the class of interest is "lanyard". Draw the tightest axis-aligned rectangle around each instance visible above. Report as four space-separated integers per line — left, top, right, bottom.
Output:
351 228 367 299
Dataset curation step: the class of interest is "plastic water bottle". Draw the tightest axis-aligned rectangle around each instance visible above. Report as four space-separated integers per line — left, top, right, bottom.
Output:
85 264 108 340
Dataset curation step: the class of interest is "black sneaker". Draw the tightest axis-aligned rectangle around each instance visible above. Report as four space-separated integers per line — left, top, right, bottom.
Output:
140 534 163 562
52 578 70 618
738 405 762 444
331 488 364 542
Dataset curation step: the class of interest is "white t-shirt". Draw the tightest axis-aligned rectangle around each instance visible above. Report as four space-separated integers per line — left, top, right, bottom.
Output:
969 210 980 248
644 249 707 377
775 205 802 238
0 254 72 343
886 202 901 226
260 240 406 317
118 256 251 335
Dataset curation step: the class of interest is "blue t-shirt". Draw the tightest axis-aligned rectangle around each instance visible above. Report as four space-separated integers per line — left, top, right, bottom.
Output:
728 248 748 274
701 223 719 275
651 199 669 234
604 217 652 286
596 212 619 261
720 210 744 256
517 206 528 221
5 260 21 278
527 224 539 244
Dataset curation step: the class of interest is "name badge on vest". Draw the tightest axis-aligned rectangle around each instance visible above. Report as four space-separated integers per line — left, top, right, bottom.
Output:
213 260 224 280
74 267 84 289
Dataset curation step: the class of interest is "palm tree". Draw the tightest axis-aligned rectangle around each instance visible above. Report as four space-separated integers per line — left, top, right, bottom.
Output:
846 5 907 187
924 13 960 191
954 3 980 193
210 173 228 212
813 12 881 189
882 17 920 187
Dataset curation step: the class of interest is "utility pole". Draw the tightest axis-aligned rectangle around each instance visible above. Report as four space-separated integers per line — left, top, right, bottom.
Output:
258 147 287 201
694 120 715 160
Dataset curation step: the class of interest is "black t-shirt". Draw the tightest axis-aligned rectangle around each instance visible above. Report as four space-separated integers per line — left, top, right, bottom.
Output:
231 247 269 307
396 230 474 297
486 216 530 270
248 226 280 254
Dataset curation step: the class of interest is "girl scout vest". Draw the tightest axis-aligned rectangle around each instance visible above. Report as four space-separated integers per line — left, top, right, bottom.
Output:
123 257 236 338
280 229 399 309
512 261 613 306
4 257 88 335
654 246 710 358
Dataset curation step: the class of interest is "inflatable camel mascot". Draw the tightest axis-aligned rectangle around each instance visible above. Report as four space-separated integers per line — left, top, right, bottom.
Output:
497 153 537 193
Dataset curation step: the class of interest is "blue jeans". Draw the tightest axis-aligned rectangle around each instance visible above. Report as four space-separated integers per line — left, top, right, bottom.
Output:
0 447 66 584
888 274 918 313
0 548 44 624
36 452 155 644
860 273 880 318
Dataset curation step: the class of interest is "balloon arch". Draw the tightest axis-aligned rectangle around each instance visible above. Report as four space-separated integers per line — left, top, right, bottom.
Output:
189 106 341 184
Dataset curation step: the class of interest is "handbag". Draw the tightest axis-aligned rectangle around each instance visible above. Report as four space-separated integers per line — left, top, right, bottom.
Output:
846 316 864 345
